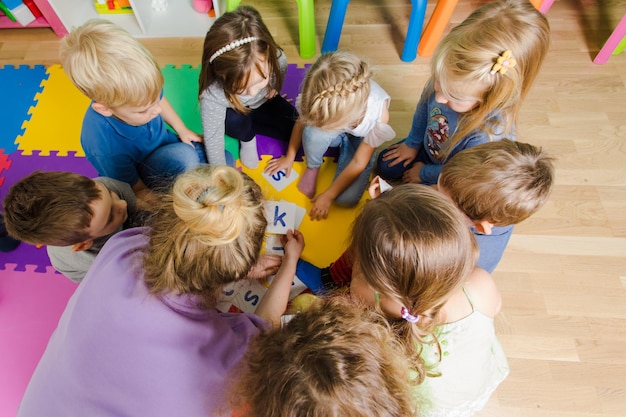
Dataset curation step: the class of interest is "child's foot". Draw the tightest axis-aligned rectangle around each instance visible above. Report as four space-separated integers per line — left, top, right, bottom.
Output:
297 167 319 198
239 137 259 169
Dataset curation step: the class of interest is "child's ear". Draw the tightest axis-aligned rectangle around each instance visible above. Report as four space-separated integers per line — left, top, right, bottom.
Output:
71 239 94 252
473 220 494 235
91 102 114 117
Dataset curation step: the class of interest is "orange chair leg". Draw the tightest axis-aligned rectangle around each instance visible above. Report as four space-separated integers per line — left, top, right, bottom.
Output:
417 0 458 58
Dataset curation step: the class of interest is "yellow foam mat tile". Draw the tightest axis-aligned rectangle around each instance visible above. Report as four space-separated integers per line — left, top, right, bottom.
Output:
242 155 366 267
17 64 90 156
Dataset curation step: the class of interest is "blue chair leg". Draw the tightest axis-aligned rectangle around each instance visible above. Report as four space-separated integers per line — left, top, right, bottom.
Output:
322 0 351 53
401 0 428 62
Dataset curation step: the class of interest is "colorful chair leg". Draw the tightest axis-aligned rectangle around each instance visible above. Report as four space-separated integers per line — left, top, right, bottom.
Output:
401 0 428 62
417 0 458 58
296 0 316 58
593 14 626 64
322 0 351 53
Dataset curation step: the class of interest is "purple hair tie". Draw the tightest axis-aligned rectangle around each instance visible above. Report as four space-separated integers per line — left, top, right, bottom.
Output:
401 307 420 323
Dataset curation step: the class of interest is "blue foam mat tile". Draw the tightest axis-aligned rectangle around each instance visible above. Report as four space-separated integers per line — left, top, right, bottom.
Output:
0 65 49 153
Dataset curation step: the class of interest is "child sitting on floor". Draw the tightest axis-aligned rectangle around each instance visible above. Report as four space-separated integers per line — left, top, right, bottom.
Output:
295 51 395 221
198 6 299 169
377 0 550 186
348 185 508 417
3 171 139 282
60 19 206 199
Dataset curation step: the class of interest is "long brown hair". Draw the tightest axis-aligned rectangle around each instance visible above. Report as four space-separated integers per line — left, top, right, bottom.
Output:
198 6 283 114
350 184 478 379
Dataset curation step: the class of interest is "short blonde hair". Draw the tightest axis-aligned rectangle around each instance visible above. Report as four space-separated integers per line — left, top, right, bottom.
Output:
298 51 371 131
440 139 555 225
143 165 267 308
59 18 163 108
432 0 550 157
230 296 419 417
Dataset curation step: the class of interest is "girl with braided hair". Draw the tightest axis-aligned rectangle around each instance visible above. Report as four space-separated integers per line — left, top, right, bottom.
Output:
294 51 395 221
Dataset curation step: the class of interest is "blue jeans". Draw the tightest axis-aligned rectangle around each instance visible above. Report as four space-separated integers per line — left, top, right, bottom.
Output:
139 141 209 190
302 126 375 207
376 139 430 181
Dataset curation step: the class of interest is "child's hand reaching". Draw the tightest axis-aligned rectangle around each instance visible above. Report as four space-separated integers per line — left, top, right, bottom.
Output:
264 156 294 177
381 142 418 168
177 126 204 146
280 230 305 264
309 192 333 221
368 175 393 199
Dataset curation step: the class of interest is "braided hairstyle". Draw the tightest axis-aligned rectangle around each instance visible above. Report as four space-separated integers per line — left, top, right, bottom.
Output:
298 51 372 131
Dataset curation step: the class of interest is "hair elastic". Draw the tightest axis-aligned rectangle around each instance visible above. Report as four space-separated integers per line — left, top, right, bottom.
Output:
490 50 517 75
400 307 420 323
209 36 259 63
196 188 224 212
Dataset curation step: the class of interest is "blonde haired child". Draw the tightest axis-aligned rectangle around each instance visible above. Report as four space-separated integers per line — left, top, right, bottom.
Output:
347 184 508 417
295 50 395 220
60 19 205 198
378 0 550 185
229 296 419 417
199 6 299 169
17 166 304 417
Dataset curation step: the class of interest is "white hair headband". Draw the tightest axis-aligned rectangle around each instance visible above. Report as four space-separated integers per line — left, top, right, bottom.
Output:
209 36 259 63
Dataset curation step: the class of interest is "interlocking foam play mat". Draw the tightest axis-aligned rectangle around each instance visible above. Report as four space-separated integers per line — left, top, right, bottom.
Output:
0 64 366 417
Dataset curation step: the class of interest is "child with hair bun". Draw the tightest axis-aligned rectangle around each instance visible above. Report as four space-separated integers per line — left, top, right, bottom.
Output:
199 6 300 169
229 296 419 417
17 165 304 417
378 0 550 185
294 50 395 220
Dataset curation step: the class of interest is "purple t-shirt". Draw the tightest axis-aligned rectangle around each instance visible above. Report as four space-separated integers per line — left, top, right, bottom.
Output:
18 227 266 417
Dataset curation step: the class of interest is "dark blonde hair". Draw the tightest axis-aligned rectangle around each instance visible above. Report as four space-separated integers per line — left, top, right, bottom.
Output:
440 139 555 225
199 6 283 114
3 171 101 246
349 185 478 379
298 51 372 131
230 296 419 417
143 165 267 308
59 18 163 108
433 0 550 158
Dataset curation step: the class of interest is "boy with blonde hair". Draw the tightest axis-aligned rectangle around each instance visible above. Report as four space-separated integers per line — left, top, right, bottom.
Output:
60 19 207 198
3 171 141 282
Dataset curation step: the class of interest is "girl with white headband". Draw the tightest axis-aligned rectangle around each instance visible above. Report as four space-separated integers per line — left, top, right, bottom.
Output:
198 5 299 169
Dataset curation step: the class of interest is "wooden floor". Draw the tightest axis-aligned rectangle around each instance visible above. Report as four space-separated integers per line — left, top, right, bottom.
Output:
2 0 626 415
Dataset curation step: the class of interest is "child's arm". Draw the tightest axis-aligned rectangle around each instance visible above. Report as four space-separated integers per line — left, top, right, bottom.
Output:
264 119 304 177
160 96 202 146
254 230 305 327
309 142 376 221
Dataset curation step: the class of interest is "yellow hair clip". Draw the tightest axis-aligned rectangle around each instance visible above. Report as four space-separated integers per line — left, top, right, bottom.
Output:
490 50 517 75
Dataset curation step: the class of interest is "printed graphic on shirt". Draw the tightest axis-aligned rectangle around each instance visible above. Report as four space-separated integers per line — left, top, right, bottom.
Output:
426 107 450 160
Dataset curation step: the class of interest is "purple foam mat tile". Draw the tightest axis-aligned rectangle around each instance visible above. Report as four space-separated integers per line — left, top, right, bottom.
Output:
0 151 97 273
